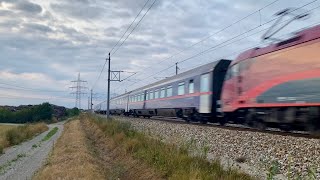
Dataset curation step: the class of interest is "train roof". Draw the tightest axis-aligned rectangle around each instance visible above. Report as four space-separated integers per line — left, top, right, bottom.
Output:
111 59 231 100
231 24 320 66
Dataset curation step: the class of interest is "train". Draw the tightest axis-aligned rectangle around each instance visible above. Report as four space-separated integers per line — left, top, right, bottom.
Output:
95 24 320 133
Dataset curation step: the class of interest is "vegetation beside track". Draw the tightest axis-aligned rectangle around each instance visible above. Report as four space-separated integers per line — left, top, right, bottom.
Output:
34 118 105 180
89 114 252 180
0 123 48 154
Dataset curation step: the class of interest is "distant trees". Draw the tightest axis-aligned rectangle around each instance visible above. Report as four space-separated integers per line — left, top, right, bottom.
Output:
0 103 81 123
0 103 53 123
66 107 80 117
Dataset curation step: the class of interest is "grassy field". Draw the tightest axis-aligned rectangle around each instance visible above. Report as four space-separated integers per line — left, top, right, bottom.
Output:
0 125 16 153
34 119 105 180
0 123 48 154
89 114 252 180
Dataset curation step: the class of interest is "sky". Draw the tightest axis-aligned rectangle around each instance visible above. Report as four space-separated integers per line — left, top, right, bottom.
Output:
0 0 319 109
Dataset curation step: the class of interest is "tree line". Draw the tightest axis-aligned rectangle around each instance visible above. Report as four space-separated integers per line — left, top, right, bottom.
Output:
0 103 80 123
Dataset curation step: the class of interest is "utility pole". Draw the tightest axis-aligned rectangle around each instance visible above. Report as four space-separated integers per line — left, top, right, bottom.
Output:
70 73 87 109
90 89 93 111
88 97 90 110
175 62 179 75
107 53 111 119
105 53 122 119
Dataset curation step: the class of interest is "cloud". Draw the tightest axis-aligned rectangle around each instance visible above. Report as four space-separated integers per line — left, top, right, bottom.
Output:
14 1 42 14
0 0 320 108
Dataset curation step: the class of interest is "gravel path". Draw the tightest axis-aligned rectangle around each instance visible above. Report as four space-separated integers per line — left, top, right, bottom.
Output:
112 116 320 180
0 122 64 180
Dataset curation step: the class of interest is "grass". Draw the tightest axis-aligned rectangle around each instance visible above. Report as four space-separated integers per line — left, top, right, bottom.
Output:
34 119 105 180
41 127 58 141
0 123 48 154
90 114 253 180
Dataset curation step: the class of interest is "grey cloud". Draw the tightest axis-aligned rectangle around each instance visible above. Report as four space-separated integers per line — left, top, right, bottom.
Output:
22 23 53 33
14 1 42 14
50 1 104 20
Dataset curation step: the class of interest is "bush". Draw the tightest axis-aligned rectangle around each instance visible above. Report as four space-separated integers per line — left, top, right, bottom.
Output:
66 108 80 117
5 123 48 146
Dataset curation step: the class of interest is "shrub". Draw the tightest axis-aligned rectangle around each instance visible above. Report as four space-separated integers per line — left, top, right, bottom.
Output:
5 123 48 146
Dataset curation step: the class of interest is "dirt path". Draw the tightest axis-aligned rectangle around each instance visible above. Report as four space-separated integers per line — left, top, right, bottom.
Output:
0 122 64 180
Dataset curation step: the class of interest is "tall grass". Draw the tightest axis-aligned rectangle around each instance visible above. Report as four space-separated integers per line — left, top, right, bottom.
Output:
0 123 48 154
90 115 252 180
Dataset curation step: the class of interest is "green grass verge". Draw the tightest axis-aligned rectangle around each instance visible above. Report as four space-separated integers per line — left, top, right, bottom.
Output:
89 115 253 180
42 127 58 142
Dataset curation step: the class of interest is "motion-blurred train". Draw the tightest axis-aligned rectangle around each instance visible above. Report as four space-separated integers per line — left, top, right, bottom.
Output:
96 24 320 132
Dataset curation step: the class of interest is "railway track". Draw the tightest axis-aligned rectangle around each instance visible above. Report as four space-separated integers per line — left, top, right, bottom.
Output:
115 115 320 139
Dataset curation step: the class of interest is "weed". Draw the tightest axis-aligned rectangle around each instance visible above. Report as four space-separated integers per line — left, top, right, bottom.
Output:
307 167 316 180
42 127 58 141
267 160 281 180
32 144 38 148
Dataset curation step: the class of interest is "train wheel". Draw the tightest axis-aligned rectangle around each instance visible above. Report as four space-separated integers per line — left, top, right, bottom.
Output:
244 111 255 127
218 117 227 126
252 120 266 130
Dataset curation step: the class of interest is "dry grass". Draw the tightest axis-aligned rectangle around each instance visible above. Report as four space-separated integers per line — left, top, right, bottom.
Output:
34 119 105 180
0 125 15 153
81 115 163 180
0 123 48 154
88 114 253 180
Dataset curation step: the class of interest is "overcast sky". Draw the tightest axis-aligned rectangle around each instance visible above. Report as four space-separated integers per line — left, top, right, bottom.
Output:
0 0 319 109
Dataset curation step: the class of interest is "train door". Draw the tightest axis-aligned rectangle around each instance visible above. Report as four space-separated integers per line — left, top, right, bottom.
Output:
221 64 239 112
199 73 211 113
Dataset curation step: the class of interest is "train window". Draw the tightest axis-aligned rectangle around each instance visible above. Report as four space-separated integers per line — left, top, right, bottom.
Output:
189 80 194 93
231 64 239 77
160 87 165 98
200 73 209 92
178 82 185 95
167 86 172 97
150 90 154 99
225 68 232 80
146 92 149 100
155 89 159 99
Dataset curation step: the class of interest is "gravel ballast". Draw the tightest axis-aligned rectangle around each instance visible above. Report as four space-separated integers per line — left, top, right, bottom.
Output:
112 116 320 179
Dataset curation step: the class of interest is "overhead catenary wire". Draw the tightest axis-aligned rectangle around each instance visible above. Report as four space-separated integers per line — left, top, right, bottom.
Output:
110 0 283 88
95 0 320 107
110 0 152 54
112 0 158 55
91 0 156 89
95 17 320 107
119 0 320 91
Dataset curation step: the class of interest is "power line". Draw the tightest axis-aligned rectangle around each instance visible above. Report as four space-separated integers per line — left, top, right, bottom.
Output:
112 0 158 55
110 0 152 54
0 82 67 93
91 0 157 90
111 0 282 86
120 0 320 90
92 60 107 89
